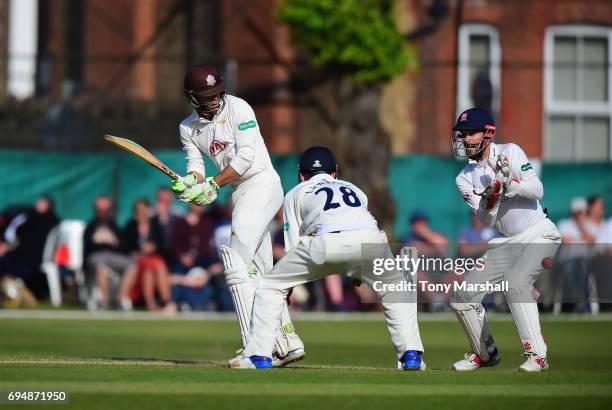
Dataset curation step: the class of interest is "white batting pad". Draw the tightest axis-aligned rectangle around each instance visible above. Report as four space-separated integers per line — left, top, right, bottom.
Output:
505 286 547 357
452 303 494 361
220 245 256 347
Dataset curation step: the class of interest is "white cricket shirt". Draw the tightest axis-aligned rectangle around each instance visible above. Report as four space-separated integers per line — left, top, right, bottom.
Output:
282 174 378 251
179 95 279 185
455 142 546 237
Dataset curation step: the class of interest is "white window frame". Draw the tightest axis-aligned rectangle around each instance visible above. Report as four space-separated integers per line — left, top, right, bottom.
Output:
7 0 39 99
543 25 612 161
456 24 501 117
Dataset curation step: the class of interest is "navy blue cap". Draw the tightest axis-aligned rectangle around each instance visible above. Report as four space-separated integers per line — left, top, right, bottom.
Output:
409 209 429 224
298 146 337 175
453 108 495 132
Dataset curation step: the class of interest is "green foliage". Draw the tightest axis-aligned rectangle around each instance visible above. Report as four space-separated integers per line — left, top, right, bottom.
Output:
276 0 417 83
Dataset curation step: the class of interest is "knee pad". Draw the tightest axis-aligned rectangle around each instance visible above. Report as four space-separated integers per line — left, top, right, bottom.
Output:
504 286 536 303
451 301 474 312
220 246 249 286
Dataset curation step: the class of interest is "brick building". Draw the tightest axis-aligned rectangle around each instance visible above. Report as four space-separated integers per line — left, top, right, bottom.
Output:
2 0 611 161
410 0 612 161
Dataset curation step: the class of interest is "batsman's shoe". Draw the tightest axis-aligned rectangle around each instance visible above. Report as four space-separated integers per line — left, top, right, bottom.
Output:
518 354 548 372
452 349 501 371
229 347 305 368
272 323 306 367
400 350 426 371
229 355 272 369
228 347 245 366
273 347 306 367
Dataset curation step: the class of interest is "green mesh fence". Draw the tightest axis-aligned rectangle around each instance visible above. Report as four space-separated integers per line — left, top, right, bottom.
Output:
1 150 610 244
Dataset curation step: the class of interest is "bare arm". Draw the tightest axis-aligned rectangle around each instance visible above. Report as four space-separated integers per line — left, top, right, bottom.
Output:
212 166 241 188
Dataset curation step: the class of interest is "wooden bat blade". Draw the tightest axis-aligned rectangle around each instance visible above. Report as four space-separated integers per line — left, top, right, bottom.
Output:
104 134 180 180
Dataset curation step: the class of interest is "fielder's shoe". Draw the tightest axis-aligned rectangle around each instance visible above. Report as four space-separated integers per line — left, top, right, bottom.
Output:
229 355 272 369
399 350 426 371
452 349 501 371
518 354 548 372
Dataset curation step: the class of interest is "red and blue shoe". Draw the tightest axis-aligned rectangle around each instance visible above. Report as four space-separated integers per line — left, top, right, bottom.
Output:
452 349 501 371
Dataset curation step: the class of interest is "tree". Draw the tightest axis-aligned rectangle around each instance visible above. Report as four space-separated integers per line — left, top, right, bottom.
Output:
276 0 418 234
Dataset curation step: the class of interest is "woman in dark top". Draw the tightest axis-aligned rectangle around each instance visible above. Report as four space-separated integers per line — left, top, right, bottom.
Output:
117 199 171 311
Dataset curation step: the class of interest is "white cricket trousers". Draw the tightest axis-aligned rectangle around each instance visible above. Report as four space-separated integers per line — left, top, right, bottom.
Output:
451 218 561 358
243 229 424 359
230 173 283 273
227 173 293 347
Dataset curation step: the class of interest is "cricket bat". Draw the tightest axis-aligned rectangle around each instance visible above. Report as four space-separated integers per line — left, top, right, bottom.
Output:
104 134 180 180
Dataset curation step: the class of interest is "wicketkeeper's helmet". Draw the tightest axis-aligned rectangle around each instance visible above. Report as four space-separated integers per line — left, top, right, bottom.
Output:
452 107 496 159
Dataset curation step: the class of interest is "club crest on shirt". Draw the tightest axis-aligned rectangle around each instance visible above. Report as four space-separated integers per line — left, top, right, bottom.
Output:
209 140 227 156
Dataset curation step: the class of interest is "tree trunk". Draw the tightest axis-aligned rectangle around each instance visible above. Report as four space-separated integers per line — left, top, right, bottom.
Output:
335 80 395 235
300 79 395 235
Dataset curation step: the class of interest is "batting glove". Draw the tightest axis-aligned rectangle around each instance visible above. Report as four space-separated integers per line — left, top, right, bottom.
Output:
190 177 220 206
170 174 198 201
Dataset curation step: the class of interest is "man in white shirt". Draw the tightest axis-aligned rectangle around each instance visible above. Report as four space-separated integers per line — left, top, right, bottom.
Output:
451 108 561 372
170 64 304 366
229 147 425 370
586 196 607 241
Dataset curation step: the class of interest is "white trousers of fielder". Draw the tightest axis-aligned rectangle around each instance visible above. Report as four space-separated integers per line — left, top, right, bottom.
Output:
243 228 424 359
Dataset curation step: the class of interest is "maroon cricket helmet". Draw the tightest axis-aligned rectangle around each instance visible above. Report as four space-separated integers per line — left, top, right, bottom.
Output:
183 64 226 119
184 64 224 96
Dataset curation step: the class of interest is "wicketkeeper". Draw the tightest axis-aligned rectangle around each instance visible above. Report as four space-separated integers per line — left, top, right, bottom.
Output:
451 108 561 372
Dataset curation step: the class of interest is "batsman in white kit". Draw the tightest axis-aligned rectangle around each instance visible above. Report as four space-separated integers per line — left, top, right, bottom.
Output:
451 108 561 372
170 64 304 366
230 146 425 370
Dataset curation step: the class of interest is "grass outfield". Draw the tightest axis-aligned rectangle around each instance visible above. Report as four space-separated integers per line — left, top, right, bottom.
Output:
0 314 611 409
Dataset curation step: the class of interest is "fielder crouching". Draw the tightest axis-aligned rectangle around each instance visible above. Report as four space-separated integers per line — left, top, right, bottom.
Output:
230 147 425 370
451 108 561 372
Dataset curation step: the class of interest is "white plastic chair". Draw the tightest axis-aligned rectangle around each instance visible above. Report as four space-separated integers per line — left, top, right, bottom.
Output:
41 220 86 306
